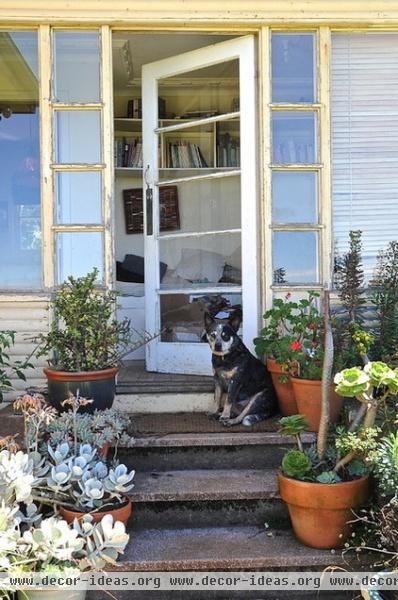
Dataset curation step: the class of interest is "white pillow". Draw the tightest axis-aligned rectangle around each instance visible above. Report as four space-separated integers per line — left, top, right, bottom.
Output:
175 248 225 283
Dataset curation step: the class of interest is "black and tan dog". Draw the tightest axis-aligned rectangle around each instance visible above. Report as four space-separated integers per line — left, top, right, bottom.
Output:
204 311 277 427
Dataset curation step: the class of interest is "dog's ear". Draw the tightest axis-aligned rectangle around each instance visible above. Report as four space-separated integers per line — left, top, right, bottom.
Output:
229 309 242 332
204 312 215 330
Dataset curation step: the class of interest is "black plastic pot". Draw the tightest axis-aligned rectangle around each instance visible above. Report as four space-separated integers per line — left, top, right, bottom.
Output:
43 367 118 413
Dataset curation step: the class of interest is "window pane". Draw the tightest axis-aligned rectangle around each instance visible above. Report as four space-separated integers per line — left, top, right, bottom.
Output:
160 292 242 343
56 172 102 224
273 231 319 284
54 31 100 103
57 232 103 283
0 31 41 289
272 171 317 223
272 111 317 164
272 33 316 103
55 111 101 163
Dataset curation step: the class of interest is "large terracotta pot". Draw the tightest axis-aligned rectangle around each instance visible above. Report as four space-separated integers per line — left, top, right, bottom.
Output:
59 497 132 526
278 473 370 549
44 367 118 413
290 377 343 432
266 358 297 416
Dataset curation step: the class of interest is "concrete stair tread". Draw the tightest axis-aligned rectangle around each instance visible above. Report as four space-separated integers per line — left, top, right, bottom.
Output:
133 431 315 448
116 526 342 571
131 468 278 502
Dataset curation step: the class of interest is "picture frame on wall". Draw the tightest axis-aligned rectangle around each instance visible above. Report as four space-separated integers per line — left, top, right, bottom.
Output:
123 185 180 234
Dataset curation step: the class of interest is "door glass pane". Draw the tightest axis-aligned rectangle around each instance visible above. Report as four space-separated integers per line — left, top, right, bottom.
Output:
55 110 101 163
57 232 103 283
272 33 316 103
272 111 317 164
273 231 319 284
159 233 241 289
272 171 317 223
160 292 242 343
158 59 239 124
0 31 41 289
54 31 100 103
56 172 102 224
157 176 240 236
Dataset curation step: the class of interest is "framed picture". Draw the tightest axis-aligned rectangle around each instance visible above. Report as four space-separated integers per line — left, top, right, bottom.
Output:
123 185 179 234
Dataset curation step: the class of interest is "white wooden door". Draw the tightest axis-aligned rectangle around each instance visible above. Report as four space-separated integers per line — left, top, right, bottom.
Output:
142 36 258 375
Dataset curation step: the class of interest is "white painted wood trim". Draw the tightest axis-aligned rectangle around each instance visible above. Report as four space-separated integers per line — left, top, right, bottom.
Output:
157 169 241 186
143 35 257 374
158 286 242 295
39 25 54 290
158 228 241 240
155 111 240 134
319 26 332 288
101 25 115 290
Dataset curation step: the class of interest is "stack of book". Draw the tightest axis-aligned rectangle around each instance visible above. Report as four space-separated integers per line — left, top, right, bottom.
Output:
127 97 166 119
114 137 143 168
166 140 208 168
216 133 240 168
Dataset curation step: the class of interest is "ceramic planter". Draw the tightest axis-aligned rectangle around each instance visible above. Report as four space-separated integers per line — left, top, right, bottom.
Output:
44 367 119 413
290 377 343 432
278 472 370 549
266 358 297 416
17 589 86 600
59 496 132 526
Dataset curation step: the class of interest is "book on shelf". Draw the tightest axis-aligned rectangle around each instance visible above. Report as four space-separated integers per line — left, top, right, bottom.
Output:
166 140 208 168
216 132 240 168
114 137 143 168
127 97 166 119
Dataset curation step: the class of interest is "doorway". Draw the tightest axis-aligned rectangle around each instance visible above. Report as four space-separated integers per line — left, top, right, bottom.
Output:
112 33 259 375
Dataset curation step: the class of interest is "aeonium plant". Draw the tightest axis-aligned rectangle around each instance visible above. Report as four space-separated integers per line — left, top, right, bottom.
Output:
279 360 398 483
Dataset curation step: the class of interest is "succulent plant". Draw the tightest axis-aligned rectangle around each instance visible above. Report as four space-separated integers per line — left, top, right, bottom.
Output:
46 442 134 512
281 450 312 480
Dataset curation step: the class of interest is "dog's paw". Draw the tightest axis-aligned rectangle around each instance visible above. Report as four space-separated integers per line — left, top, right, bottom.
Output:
220 418 237 427
207 410 221 421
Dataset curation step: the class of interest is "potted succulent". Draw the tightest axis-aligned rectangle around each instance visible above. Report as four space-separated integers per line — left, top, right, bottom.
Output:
46 441 134 526
254 294 297 416
34 269 157 412
278 295 398 549
14 392 134 459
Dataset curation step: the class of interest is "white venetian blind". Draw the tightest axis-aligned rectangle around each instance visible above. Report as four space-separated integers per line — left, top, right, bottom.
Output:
331 33 398 280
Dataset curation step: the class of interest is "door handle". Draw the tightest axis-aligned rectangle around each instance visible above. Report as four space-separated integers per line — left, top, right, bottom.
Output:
144 165 153 236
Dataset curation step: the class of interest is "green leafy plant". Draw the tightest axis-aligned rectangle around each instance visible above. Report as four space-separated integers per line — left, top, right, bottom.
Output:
334 230 366 323
0 331 33 402
34 269 157 372
367 431 398 497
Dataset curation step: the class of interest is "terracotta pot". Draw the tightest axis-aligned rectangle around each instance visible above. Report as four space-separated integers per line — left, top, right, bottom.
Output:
97 441 111 458
290 377 343 432
59 497 132 526
44 367 119 413
278 473 370 549
266 358 297 416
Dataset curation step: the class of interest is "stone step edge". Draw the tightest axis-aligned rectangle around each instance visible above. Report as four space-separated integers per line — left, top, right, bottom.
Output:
131 431 315 448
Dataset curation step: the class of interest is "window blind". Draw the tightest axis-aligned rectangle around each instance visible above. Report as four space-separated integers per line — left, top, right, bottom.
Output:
331 33 398 280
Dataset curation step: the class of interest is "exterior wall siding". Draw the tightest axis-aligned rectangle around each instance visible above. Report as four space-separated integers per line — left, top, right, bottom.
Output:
0 299 49 399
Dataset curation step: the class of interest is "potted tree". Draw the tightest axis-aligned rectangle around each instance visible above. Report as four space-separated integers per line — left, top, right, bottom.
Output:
278 292 395 549
35 269 156 412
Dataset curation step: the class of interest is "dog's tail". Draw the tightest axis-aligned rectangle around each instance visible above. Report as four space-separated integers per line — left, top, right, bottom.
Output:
242 414 265 427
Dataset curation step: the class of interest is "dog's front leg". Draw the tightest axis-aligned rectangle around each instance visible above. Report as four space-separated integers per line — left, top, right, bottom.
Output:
219 379 241 423
208 382 224 419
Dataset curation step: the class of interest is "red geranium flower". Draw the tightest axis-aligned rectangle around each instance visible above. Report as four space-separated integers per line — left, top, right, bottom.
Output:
290 341 302 351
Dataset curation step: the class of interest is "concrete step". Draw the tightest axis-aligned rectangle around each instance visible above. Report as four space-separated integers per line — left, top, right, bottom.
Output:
112 526 344 572
132 469 278 503
122 430 315 471
130 468 286 529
